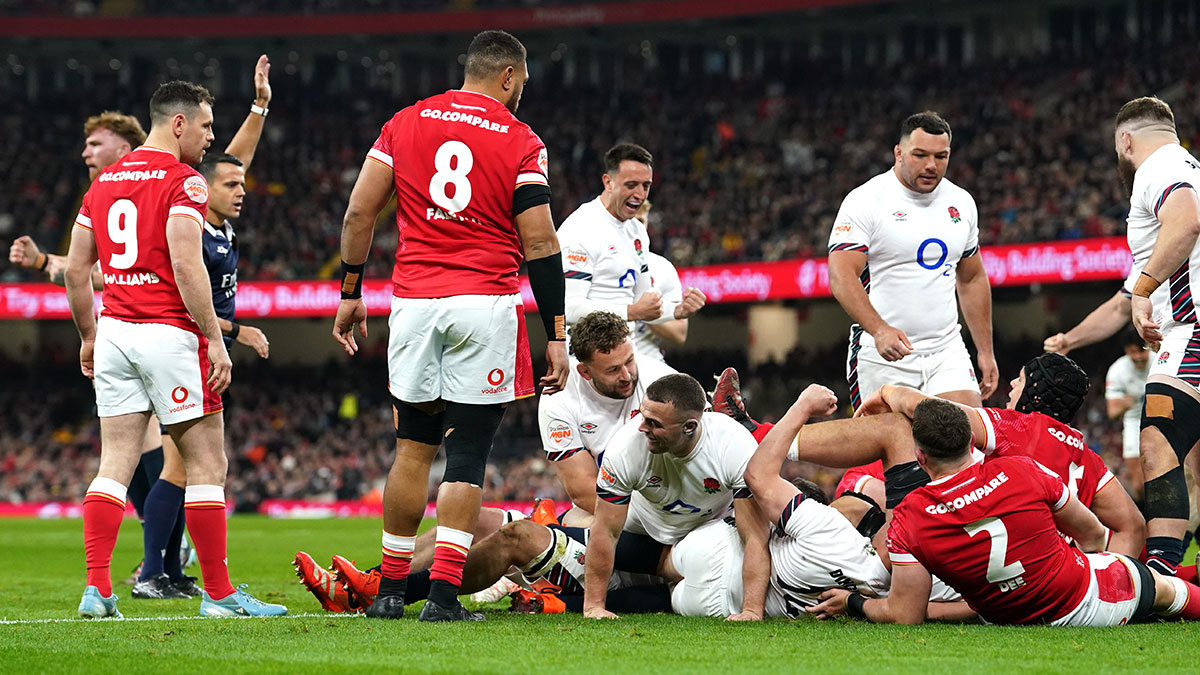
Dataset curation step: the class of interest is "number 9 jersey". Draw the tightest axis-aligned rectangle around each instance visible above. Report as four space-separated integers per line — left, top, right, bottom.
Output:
75 146 210 334
367 89 549 299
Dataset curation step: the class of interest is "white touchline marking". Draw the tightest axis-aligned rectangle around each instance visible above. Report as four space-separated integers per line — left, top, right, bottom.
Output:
0 612 362 625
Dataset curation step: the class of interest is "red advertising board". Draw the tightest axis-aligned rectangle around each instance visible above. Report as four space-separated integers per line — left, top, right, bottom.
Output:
0 237 1132 319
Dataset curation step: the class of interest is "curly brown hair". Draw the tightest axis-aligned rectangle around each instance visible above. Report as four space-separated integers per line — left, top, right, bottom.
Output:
83 111 147 148
570 311 630 363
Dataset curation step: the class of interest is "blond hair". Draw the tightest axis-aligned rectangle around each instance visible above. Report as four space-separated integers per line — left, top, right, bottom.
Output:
83 111 147 147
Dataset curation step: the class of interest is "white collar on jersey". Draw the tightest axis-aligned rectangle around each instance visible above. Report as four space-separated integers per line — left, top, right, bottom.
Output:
204 221 235 241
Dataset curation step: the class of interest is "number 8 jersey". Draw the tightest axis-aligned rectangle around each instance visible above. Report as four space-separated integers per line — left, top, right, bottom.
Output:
75 146 210 334
886 455 1091 625
367 89 549 299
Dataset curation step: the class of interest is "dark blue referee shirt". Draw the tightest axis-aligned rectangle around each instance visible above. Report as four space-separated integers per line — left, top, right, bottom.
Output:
202 221 238 348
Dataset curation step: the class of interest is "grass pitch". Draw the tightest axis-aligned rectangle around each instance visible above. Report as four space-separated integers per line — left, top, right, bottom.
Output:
1 517 1196 674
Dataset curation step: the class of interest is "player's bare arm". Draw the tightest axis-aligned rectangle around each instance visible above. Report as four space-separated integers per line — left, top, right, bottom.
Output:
582 497 627 619
515 202 569 394
217 317 270 359
956 253 998 398
729 496 770 621
1106 394 1135 419
873 384 989 443
746 384 838 519
167 214 232 395
1044 290 1130 354
829 248 911 361
1089 479 1146 557
553 451 600 517
1131 187 1200 344
223 54 271 172
647 318 688 346
64 226 100 379
1052 491 1109 552
333 157 393 356
809 560 932 624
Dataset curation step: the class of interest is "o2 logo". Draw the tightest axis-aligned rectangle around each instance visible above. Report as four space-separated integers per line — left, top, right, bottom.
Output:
917 238 953 276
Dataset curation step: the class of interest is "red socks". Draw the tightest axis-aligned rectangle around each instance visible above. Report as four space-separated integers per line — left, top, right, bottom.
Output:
381 531 416 580
184 485 236 600
429 526 473 587
82 477 127 597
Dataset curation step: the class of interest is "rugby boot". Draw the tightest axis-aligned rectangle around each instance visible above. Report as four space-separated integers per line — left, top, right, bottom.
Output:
200 584 287 617
330 555 380 610
293 551 354 612
78 586 122 619
710 367 758 432
419 598 484 622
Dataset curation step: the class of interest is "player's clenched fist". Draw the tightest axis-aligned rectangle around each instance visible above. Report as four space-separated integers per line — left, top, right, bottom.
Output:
674 286 706 319
796 383 838 419
79 339 95 380
871 324 913 362
628 290 662 321
9 235 40 268
1042 332 1070 354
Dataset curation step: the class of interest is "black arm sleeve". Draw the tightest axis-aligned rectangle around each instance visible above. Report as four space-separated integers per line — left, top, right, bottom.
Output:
527 252 566 341
513 183 551 216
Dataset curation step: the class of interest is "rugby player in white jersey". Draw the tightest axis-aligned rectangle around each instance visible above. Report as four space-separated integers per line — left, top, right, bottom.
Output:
1112 96 1200 576
1105 329 1152 500
583 373 771 621
630 199 688 364
539 310 676 527
829 111 997 410
558 144 705 342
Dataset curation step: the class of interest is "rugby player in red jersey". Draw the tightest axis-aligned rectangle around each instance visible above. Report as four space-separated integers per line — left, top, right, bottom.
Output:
809 398 1200 625
65 81 284 619
332 30 568 622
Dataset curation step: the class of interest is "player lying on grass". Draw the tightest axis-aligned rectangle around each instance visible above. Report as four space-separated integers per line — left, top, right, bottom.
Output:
807 398 1200 625
776 354 1146 559
745 385 973 620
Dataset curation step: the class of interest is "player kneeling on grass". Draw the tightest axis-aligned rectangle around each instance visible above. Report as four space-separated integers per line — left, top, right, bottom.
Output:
808 398 1200 625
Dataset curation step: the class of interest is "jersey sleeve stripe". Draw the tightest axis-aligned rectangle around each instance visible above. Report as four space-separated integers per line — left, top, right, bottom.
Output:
889 552 920 564
963 246 980 257
732 487 752 499
774 492 804 536
974 408 996 453
829 243 869 253
168 206 204 226
1051 483 1070 511
545 447 584 462
564 271 593 281
367 148 394 168
75 214 93 230
1154 182 1194 217
1096 469 1116 494
515 172 548 187
596 487 630 505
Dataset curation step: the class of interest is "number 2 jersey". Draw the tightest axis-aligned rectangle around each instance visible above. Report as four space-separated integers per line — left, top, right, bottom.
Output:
887 455 1091 625
75 146 210 335
367 89 549 299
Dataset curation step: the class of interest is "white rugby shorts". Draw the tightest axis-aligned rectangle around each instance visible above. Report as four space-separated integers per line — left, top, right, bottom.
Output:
93 316 223 425
1049 553 1144 627
669 519 744 618
1122 418 1141 459
848 331 979 409
1148 323 1200 391
387 293 533 405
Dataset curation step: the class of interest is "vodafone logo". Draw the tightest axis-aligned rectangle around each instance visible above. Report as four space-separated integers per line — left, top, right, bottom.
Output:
487 369 504 386
171 387 189 403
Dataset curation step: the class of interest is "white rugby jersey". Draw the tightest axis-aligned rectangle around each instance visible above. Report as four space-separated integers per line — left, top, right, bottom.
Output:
538 355 677 463
1122 143 1200 332
763 494 891 618
828 169 980 353
559 197 679 329
632 252 684 364
596 412 756 545
1105 355 1149 426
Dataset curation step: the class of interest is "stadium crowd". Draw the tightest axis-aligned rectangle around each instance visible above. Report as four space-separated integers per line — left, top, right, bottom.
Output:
4 29 1200 284
0 337 1136 510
